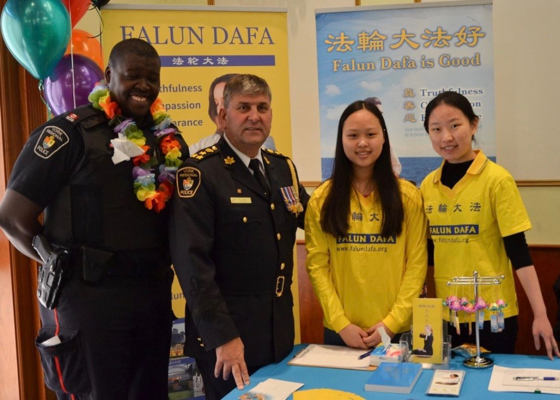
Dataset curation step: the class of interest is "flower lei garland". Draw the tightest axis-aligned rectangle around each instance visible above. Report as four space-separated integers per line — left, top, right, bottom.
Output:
88 83 182 212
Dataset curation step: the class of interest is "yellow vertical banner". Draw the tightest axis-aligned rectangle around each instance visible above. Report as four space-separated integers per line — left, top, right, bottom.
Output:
100 6 291 323
100 6 291 156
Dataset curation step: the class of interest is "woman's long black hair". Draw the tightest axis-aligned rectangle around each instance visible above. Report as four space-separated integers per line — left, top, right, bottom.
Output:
320 100 404 239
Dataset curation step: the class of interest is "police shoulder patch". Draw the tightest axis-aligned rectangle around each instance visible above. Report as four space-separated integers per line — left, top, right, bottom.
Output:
34 126 70 159
176 166 201 198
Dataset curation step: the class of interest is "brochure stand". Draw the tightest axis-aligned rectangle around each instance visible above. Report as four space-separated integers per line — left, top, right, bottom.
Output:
399 331 451 369
447 271 504 369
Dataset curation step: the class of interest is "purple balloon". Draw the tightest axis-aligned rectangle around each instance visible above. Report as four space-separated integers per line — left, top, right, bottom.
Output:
44 54 104 116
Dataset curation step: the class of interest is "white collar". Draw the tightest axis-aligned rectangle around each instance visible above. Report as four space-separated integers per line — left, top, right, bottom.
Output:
223 134 265 172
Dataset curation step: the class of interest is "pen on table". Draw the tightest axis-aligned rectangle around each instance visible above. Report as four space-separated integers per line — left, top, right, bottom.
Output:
358 349 373 360
514 376 558 381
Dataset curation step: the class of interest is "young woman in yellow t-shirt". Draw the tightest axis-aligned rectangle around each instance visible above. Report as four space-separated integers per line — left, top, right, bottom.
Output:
421 91 559 358
305 100 427 349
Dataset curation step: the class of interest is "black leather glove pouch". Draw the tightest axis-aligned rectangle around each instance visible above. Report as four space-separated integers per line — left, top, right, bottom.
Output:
81 246 114 284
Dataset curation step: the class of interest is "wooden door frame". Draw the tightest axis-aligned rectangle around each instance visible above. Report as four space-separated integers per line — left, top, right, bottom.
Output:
0 1 53 397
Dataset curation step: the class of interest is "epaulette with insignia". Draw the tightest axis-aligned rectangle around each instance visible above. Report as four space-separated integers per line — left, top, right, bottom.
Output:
58 105 106 129
262 147 288 158
190 145 220 162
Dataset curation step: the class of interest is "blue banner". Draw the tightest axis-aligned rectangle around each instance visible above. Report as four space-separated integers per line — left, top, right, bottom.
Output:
316 3 494 184
160 55 276 67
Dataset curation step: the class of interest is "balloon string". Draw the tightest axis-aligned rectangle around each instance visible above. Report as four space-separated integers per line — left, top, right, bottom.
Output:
91 6 105 39
92 5 105 67
71 54 77 110
69 1 77 110
38 80 53 117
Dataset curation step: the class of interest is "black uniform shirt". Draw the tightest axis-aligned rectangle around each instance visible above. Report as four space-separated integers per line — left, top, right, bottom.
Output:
170 136 309 365
9 111 87 208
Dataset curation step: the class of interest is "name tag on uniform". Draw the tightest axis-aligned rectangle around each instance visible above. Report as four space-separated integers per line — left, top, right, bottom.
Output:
230 197 252 204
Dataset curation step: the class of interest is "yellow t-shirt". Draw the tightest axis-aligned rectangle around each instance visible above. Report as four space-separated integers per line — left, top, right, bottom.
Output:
420 151 531 320
305 179 428 334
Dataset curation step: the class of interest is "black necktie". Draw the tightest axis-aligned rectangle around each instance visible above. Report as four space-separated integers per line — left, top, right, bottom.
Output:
249 158 269 196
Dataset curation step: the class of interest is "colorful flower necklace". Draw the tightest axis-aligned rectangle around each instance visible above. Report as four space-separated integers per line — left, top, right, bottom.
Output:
88 82 182 212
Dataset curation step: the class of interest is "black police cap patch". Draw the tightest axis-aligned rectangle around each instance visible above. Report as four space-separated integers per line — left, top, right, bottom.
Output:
34 126 70 159
176 167 201 198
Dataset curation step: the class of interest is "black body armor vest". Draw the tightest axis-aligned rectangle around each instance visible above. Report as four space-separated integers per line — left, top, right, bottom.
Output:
43 105 169 252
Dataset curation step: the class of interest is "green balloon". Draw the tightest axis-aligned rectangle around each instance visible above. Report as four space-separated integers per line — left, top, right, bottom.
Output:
1 0 71 80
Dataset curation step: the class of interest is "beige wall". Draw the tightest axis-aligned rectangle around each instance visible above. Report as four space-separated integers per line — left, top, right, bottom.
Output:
494 0 560 181
493 0 560 245
519 187 560 245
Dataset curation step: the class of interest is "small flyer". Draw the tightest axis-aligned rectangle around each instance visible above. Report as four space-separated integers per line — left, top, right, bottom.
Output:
426 370 465 396
411 298 443 364
238 379 303 400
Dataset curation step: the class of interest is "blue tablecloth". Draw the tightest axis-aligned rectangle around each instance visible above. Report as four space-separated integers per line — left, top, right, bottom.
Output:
224 344 560 399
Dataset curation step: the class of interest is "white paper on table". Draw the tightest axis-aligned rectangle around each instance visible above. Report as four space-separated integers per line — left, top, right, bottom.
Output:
110 137 144 164
288 344 371 370
489 365 560 394
240 378 304 400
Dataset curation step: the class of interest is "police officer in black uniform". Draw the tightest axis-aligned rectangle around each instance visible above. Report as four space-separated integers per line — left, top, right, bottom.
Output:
0 39 187 399
170 74 309 400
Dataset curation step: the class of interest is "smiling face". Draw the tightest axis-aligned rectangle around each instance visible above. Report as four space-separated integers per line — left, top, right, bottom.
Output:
105 53 161 125
342 108 385 176
427 103 478 164
220 92 272 157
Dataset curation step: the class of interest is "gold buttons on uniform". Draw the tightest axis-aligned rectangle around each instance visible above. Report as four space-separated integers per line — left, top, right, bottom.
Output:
270 203 275 210
243 217 248 223
277 233 281 240
280 263 286 270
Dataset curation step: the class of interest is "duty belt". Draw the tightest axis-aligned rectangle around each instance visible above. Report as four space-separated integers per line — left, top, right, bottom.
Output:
107 258 170 279
217 275 289 297
69 246 171 283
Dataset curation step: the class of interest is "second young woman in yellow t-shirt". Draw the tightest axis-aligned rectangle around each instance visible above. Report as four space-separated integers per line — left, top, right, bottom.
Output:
305 100 427 349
